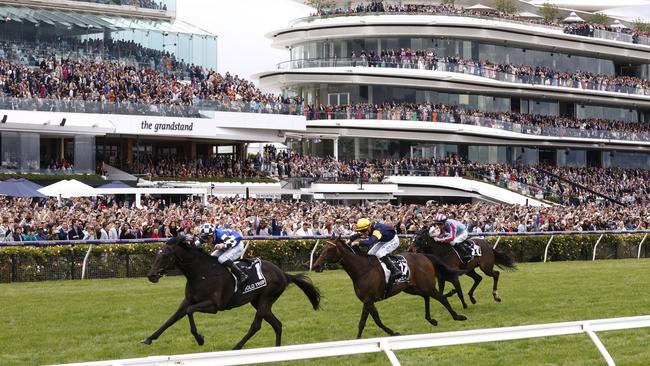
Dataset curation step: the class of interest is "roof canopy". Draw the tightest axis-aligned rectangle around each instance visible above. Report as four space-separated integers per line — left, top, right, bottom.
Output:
0 5 214 36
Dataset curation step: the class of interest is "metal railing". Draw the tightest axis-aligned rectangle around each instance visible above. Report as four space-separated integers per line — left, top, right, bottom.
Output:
278 57 650 98
53 315 650 366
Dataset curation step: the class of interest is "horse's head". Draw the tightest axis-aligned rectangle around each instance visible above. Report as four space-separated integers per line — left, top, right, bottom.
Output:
408 227 435 253
147 235 192 283
312 241 341 272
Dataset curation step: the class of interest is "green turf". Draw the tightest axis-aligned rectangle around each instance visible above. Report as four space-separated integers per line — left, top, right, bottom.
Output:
1 260 649 365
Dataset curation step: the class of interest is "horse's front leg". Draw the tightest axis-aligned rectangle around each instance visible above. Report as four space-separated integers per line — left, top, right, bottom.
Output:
186 300 218 346
366 301 399 336
142 299 190 345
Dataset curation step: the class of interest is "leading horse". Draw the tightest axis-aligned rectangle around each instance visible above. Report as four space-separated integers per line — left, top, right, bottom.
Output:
143 236 321 349
409 228 516 308
313 237 467 338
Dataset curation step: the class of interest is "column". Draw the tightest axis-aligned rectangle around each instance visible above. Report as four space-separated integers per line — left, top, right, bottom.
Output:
354 137 360 160
333 137 339 161
74 135 95 173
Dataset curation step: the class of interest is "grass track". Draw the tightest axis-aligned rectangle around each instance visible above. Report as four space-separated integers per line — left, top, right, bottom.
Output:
1 259 649 365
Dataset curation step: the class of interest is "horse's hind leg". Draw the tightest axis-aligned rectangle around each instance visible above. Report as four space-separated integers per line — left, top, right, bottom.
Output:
466 269 483 304
491 269 501 302
233 299 272 350
430 289 467 321
479 262 501 302
142 299 190 345
263 309 283 346
366 302 399 336
422 296 438 326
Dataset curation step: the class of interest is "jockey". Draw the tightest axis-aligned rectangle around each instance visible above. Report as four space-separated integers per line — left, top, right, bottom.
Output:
199 224 248 285
429 213 472 262
348 218 400 281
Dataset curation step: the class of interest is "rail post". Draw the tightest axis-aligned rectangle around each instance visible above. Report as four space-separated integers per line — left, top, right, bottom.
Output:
68 246 75 279
240 241 250 259
81 245 93 280
309 240 321 271
493 236 501 249
10 254 17 282
543 235 554 262
380 340 401 366
592 234 605 261
125 253 131 278
638 233 648 259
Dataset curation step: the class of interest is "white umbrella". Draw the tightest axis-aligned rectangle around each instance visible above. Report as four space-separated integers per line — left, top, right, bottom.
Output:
562 12 585 23
516 11 543 19
609 20 628 29
466 4 494 11
38 179 97 198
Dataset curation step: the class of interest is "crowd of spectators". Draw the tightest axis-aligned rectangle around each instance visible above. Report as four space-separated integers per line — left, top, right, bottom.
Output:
303 101 650 140
0 194 648 243
299 48 650 96
312 1 650 45
76 0 168 11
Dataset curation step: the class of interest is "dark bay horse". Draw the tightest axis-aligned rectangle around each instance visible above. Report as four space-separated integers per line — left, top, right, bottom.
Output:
312 237 466 338
143 236 321 350
409 228 516 308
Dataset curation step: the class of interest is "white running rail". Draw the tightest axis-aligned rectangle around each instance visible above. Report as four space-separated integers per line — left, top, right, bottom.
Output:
54 315 650 366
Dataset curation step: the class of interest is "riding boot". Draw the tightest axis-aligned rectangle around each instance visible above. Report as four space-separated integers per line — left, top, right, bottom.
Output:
223 259 248 285
454 243 472 263
380 256 399 298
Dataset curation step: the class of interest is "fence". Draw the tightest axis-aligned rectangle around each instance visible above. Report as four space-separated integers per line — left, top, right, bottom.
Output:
0 231 648 282
54 314 650 366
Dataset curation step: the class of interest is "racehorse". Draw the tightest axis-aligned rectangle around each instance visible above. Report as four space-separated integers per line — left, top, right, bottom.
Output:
409 228 516 308
312 237 467 338
143 236 321 350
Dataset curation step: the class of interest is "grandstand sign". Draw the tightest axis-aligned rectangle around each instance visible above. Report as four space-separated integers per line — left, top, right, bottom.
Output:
139 120 194 133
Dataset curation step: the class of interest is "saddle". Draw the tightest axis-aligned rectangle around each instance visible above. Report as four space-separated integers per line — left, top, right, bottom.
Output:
379 255 410 284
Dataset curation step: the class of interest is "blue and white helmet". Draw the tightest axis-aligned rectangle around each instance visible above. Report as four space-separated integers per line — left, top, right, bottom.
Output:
199 223 215 239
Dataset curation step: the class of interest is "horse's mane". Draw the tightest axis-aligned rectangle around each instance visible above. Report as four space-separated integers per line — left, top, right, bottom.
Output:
167 236 214 259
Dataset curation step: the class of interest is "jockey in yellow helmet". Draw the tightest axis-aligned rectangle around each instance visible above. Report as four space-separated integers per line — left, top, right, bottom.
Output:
348 217 400 281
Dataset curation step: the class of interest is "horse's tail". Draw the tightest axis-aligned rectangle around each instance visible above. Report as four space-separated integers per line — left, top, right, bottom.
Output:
493 248 517 271
286 273 321 310
423 254 466 279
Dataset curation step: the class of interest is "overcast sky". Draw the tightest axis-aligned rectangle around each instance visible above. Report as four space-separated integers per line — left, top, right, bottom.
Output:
176 0 312 87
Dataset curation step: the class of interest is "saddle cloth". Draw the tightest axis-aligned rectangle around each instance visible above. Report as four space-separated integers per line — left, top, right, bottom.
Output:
233 258 267 294
379 255 410 284
467 239 482 257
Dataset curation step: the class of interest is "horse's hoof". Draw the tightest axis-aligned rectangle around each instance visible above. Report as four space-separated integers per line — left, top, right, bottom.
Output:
391 332 401 336
455 314 467 321
141 338 152 345
428 319 438 326
495 298 502 302
470 297 477 304
195 335 205 346
463 303 468 309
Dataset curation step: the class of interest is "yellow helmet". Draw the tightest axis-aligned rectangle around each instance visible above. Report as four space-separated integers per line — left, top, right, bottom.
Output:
355 218 371 232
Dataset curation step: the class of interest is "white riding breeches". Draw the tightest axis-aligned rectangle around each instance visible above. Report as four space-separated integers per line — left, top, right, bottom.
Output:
211 243 245 264
367 235 400 258
452 231 469 245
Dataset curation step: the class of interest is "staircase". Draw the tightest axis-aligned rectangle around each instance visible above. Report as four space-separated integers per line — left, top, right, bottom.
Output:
103 164 138 182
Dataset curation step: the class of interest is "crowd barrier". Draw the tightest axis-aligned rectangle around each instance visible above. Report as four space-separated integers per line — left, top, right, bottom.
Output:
55 314 650 366
1 230 648 282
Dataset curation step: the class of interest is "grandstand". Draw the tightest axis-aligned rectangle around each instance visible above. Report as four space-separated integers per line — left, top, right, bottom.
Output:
255 0 650 205
0 0 307 179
